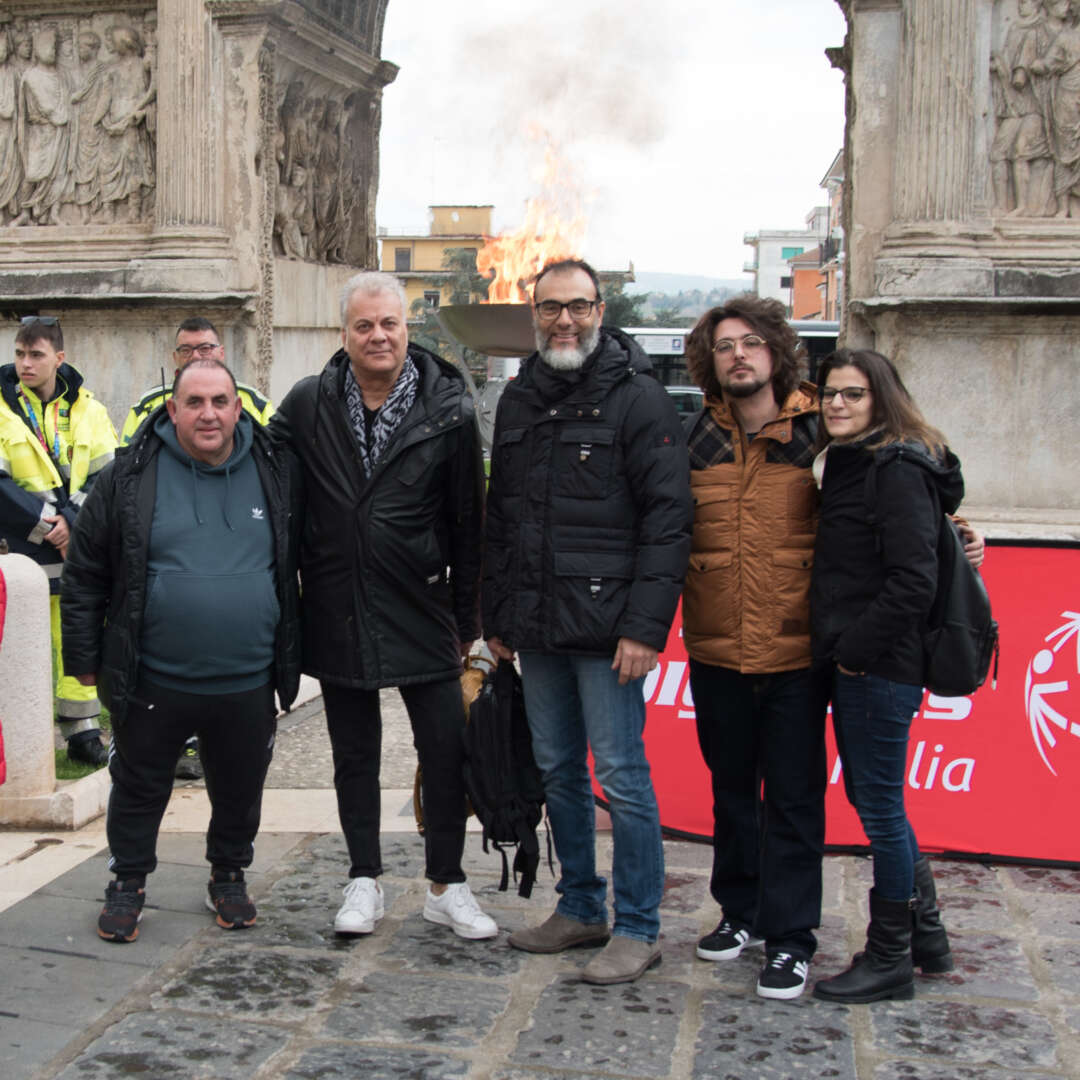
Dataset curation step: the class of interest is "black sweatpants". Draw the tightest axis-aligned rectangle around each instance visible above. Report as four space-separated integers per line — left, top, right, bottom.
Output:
106 678 276 879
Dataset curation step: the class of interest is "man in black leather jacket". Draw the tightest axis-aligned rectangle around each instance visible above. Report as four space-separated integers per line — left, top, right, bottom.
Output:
485 258 692 984
272 271 495 942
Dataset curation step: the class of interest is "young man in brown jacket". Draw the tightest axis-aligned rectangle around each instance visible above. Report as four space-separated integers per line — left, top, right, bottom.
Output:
682 295 827 1001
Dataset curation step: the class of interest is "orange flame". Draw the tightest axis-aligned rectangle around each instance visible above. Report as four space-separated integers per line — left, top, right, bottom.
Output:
476 130 587 303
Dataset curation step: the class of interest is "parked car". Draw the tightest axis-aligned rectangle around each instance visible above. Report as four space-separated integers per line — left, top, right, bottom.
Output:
665 385 705 416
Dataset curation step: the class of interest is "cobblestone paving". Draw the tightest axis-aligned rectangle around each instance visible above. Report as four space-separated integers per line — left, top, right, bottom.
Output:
14 695 1080 1079
14 830 1079 1080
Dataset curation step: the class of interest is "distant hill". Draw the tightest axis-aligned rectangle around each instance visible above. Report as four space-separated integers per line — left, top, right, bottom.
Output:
625 272 750 296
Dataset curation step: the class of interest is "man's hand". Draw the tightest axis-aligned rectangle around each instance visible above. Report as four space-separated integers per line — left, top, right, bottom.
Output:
612 637 658 686
75 673 97 687
44 515 70 558
958 523 985 569
486 636 515 662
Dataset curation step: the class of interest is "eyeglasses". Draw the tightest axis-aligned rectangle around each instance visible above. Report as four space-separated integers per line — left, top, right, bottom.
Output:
819 386 871 404
534 298 599 321
20 315 59 327
174 342 222 359
712 334 768 356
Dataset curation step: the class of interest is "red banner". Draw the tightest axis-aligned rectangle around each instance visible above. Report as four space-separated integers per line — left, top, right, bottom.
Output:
625 543 1080 865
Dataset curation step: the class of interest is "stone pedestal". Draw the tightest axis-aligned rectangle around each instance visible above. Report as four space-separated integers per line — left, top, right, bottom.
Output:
0 1 396 424
0 553 109 828
837 0 1080 534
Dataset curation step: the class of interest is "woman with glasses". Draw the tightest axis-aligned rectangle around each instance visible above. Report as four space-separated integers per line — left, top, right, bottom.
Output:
809 348 965 1003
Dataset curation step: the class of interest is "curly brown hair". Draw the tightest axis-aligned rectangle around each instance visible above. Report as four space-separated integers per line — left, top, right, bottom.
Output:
685 294 806 406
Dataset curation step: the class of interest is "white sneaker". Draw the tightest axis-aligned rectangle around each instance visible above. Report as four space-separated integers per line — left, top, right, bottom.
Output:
422 882 498 940
334 877 384 935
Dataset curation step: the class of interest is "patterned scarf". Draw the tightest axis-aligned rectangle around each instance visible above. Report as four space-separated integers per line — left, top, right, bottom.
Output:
344 357 419 477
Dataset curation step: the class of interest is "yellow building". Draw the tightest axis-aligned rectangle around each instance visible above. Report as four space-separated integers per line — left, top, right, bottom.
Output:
378 206 492 317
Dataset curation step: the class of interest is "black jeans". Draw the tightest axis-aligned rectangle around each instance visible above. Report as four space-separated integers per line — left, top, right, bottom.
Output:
689 660 829 960
107 678 277 879
322 677 467 884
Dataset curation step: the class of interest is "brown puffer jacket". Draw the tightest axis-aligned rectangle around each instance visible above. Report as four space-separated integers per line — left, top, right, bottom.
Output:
682 382 819 673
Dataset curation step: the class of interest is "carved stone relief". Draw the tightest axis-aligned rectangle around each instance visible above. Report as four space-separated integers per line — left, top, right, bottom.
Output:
992 0 1080 218
0 10 156 227
272 74 367 264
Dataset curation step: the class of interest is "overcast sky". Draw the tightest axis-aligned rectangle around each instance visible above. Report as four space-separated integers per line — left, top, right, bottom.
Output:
375 1 847 282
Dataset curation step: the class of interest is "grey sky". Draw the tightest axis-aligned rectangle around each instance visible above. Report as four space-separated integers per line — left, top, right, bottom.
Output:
376 1 847 280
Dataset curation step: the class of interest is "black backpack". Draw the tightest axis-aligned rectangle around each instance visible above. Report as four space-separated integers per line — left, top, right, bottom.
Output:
462 659 546 897
864 460 999 697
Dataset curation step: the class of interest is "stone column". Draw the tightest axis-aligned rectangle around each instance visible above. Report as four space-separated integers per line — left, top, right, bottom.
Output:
892 0 982 227
152 0 224 237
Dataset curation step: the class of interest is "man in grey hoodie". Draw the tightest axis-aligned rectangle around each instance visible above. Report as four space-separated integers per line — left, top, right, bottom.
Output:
62 359 302 943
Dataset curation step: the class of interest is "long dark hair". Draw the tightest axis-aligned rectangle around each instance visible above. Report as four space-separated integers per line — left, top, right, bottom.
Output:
685 293 806 406
816 348 946 455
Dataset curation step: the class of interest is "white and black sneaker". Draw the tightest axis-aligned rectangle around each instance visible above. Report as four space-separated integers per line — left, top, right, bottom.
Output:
696 919 764 961
756 951 809 1000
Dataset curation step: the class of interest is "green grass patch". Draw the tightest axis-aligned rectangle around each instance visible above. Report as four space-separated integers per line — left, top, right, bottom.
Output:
54 749 106 781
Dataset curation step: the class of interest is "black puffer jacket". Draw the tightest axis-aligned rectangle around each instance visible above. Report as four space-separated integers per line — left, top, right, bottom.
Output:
483 328 692 655
810 438 965 683
59 411 303 727
272 345 483 689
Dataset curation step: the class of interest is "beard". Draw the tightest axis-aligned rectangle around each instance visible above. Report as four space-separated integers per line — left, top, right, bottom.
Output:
536 322 601 370
721 374 771 399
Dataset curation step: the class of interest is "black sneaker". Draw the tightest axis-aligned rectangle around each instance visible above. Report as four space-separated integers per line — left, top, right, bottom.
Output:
98 879 145 942
757 951 809 1000
175 739 203 780
206 871 256 929
68 730 109 766
696 919 764 961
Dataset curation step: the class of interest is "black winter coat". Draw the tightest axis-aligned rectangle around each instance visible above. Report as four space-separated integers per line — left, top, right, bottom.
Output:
810 438 965 683
272 345 483 689
59 412 303 727
483 328 692 655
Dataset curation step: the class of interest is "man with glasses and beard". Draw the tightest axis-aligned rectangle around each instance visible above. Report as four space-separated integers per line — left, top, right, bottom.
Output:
484 258 692 985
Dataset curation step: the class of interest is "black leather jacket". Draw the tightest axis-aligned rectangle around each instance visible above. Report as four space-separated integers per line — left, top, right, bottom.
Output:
483 328 692 655
272 345 483 689
60 411 303 727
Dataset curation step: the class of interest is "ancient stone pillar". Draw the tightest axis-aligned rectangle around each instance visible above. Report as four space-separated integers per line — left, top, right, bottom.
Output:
837 0 1080 524
891 0 983 227
153 0 222 234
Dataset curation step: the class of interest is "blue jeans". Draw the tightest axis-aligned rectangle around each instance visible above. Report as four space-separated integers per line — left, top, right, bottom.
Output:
831 670 923 901
518 652 664 943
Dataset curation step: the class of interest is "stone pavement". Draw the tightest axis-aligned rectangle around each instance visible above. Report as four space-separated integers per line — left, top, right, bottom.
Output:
3 695 1080 1079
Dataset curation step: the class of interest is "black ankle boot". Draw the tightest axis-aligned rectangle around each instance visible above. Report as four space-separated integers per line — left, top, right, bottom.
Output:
813 890 915 1003
912 856 953 973
67 729 108 766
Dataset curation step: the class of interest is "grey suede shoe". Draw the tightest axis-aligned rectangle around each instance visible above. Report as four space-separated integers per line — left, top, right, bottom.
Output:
581 935 661 984
508 911 610 954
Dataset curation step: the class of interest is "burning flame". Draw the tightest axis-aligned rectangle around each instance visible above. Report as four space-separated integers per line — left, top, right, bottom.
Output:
476 129 587 303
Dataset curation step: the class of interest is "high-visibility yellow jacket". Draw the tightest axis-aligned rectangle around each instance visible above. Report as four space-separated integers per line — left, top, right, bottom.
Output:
0 363 118 593
120 381 274 444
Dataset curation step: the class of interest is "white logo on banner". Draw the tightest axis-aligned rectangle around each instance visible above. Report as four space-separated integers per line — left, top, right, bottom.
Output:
1026 611 1080 775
